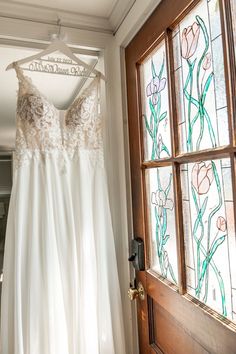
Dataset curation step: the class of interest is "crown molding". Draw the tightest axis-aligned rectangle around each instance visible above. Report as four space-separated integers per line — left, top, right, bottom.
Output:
0 1 113 33
108 0 135 32
0 0 147 35
114 0 162 46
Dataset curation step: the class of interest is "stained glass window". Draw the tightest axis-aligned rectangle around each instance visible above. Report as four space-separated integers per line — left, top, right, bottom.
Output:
140 40 172 161
172 0 230 153
146 166 178 284
137 0 236 325
181 158 236 321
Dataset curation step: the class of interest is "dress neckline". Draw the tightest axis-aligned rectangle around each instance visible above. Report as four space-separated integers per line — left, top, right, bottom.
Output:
13 62 100 113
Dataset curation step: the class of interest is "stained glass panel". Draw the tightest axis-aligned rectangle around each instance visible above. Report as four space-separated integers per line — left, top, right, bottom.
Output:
141 40 172 161
181 158 236 321
146 166 178 284
173 0 230 153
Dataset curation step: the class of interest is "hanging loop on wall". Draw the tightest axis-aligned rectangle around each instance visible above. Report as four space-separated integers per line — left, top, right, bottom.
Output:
50 16 66 42
57 18 62 39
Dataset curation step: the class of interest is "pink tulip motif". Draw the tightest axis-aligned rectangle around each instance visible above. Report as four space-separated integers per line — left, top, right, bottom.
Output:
181 15 216 152
191 161 213 195
146 76 166 106
181 22 200 59
189 158 227 314
216 216 227 232
202 52 211 71
143 57 170 160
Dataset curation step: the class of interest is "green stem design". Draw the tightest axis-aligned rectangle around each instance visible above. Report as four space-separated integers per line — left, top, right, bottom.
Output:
191 161 227 316
145 57 170 160
154 171 177 284
183 15 216 152
184 59 196 151
203 107 216 148
192 186 208 296
197 235 226 301
199 241 226 316
196 15 209 150
203 161 222 302
144 114 153 139
184 93 216 149
186 59 194 151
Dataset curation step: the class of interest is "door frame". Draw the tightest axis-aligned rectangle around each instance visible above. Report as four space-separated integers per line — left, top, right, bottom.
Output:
125 0 236 352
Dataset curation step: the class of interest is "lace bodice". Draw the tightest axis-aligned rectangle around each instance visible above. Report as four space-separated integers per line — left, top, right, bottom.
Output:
14 63 102 163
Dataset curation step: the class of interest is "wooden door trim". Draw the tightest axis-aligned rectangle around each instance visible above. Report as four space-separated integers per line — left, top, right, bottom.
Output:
147 271 236 354
126 0 236 352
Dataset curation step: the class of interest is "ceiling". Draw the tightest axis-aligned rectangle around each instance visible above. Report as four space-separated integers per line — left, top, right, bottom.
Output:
0 0 135 33
12 0 117 18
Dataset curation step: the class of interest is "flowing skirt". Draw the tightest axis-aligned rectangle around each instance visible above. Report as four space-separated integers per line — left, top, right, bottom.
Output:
1 150 125 354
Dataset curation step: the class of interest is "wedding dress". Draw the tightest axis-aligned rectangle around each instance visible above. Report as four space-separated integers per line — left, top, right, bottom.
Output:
0 63 126 354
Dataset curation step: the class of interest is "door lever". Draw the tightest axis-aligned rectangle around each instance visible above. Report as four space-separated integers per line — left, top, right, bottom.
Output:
128 254 136 262
128 238 145 271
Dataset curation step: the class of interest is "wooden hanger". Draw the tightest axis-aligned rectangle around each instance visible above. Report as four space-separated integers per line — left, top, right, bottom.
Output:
6 38 105 81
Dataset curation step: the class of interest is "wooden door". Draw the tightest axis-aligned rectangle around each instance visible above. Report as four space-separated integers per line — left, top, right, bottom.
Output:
125 0 236 353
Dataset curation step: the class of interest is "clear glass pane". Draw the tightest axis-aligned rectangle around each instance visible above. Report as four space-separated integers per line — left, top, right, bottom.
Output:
181 158 236 322
173 0 229 153
141 40 172 161
146 166 178 284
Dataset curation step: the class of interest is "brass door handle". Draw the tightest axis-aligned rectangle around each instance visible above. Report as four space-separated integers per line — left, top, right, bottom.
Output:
128 282 145 301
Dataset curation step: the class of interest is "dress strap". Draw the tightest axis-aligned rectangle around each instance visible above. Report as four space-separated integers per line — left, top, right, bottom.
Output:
97 74 101 104
13 62 35 97
12 62 26 83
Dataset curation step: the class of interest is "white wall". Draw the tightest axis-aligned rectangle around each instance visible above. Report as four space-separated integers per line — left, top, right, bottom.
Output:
0 1 161 352
105 1 162 353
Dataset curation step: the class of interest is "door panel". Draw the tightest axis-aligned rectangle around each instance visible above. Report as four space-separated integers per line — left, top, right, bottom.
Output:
126 0 236 353
149 299 209 354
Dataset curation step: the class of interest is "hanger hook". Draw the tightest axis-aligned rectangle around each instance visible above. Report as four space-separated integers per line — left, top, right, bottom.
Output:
56 16 61 39
57 17 62 39
50 16 65 41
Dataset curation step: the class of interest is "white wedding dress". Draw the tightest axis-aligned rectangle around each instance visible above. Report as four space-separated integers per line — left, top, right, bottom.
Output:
0 63 126 354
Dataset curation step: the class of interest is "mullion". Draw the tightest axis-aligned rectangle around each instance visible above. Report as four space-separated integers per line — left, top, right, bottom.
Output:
142 145 236 169
166 27 186 293
172 162 186 294
142 167 152 271
165 29 178 157
137 62 146 166
229 153 236 275
224 2 236 321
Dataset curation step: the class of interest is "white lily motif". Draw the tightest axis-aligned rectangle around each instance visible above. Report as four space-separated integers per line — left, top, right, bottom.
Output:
151 189 174 217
